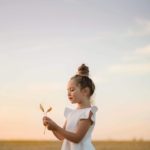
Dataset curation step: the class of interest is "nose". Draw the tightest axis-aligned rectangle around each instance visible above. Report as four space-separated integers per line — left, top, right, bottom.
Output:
68 92 71 97
68 91 72 97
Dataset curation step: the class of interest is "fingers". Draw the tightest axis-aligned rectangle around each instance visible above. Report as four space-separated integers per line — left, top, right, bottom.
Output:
42 117 57 130
43 116 49 120
43 116 50 126
43 116 51 121
43 120 47 126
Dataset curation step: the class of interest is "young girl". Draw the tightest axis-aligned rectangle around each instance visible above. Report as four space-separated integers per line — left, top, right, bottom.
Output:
43 64 98 150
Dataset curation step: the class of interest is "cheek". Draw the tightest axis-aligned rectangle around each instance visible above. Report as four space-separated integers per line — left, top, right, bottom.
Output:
72 91 78 97
72 91 77 97
74 91 82 98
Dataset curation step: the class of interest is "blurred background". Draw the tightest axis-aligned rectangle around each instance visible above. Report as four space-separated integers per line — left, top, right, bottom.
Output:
0 0 150 141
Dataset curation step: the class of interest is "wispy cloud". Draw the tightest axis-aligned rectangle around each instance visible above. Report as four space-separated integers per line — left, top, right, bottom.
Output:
108 45 150 75
94 45 150 84
126 18 150 37
135 45 150 55
122 45 150 62
109 63 150 75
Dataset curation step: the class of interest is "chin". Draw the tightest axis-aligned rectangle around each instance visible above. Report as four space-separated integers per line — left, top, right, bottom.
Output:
69 99 75 104
70 100 75 103
69 98 73 102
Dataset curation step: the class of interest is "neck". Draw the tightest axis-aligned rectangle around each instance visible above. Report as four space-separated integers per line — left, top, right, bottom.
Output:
77 98 91 109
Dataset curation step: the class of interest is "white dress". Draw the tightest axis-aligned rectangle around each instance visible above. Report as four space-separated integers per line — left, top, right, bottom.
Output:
61 105 98 150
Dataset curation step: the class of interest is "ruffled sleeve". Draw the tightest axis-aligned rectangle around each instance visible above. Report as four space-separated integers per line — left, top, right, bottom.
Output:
79 106 98 123
64 107 73 118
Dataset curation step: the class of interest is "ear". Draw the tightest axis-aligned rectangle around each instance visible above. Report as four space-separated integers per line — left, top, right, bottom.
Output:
82 87 90 97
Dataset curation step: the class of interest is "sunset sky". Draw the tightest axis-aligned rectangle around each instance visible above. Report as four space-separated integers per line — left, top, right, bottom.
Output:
0 0 150 141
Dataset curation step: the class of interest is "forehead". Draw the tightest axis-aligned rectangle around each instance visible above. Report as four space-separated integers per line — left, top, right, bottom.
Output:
67 79 78 88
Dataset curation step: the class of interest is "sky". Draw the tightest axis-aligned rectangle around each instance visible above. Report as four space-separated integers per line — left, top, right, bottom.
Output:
0 0 150 141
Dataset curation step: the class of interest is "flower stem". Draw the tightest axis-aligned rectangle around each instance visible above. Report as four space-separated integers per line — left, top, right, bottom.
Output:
43 112 47 134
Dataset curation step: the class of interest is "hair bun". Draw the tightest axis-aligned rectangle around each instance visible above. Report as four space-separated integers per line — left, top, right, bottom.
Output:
77 64 89 76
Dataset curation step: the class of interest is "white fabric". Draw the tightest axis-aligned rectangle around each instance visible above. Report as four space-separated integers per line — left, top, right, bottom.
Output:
61 106 98 150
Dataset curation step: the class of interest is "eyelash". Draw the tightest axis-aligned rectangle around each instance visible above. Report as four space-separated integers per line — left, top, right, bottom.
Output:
68 89 74 92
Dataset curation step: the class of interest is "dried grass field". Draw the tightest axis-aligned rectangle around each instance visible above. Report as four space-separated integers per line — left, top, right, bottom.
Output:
0 140 150 150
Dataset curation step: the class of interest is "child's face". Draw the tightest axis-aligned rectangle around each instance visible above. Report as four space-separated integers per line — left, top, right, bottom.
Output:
67 79 84 104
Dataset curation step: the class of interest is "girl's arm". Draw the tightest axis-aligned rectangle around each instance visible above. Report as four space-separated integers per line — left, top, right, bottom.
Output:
54 119 92 143
51 120 66 141
43 112 93 143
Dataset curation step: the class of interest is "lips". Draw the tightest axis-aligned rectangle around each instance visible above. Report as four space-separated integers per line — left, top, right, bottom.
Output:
68 96 73 100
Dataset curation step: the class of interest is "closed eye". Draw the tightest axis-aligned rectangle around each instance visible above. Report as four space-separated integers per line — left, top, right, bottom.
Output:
67 88 75 92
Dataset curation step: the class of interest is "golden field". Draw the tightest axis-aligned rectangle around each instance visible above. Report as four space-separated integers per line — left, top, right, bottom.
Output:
0 140 150 150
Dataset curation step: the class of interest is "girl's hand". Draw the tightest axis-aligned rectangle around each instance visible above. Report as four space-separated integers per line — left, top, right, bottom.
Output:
43 116 58 131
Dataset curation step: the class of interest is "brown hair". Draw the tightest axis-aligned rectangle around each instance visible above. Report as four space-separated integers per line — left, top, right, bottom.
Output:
71 64 95 96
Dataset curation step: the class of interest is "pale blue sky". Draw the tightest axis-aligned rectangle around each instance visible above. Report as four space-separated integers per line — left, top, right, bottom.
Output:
0 0 150 140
